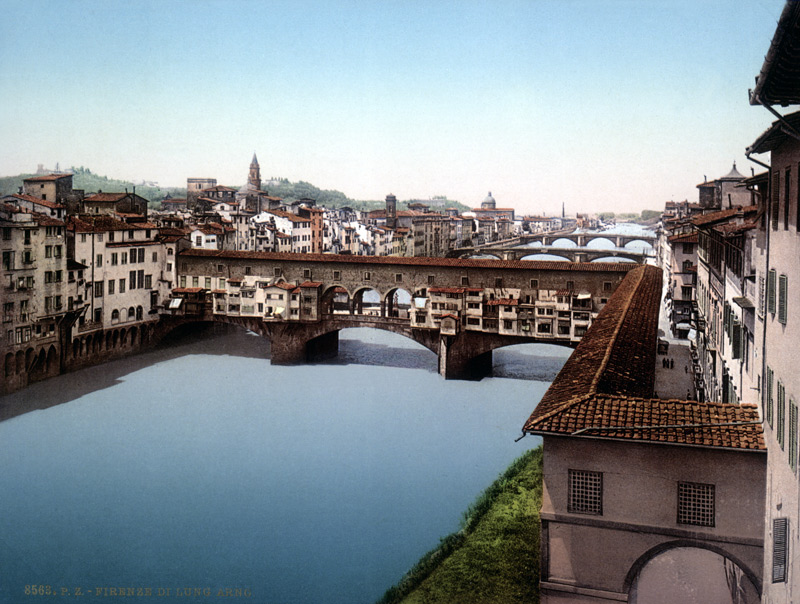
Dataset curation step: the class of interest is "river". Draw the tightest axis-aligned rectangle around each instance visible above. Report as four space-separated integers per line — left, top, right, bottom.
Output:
0 327 570 604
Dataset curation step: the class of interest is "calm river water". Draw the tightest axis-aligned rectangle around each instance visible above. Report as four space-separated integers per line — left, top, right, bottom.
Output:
0 327 570 604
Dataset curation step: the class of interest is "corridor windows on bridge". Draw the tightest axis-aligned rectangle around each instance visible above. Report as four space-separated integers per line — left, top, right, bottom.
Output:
495 278 503 288
566 280 574 291
603 281 612 292
677 482 715 527
333 270 341 281
530 279 538 289
568 469 602 515
303 269 312 280
772 518 789 583
427 275 435 285
461 276 469 286
245 266 252 276
363 271 371 281
274 267 281 277
395 273 402 283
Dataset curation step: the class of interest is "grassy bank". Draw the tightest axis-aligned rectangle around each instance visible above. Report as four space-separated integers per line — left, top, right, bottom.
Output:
378 445 543 604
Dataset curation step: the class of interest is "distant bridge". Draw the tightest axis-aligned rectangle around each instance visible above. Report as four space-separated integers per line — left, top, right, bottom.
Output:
450 246 648 263
498 231 656 249
160 250 637 380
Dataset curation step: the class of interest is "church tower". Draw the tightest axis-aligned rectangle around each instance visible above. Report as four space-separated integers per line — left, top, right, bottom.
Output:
248 153 261 191
386 193 397 229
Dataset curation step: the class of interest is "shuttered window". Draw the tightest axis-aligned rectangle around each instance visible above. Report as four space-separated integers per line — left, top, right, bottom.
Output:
778 381 786 450
785 167 792 229
778 274 788 325
773 517 788 583
790 400 798 473
732 322 742 359
773 170 781 230
768 269 777 314
767 367 774 428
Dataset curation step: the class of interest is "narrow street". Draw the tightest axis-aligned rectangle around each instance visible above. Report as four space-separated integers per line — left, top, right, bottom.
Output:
654 266 696 400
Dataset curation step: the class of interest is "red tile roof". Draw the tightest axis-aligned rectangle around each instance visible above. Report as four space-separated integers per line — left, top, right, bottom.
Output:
692 205 758 226
523 264 764 451
24 173 72 182
84 193 130 202
430 287 466 294
526 395 763 450
668 232 698 244
172 287 206 294
8 193 65 209
299 281 323 288
486 298 518 306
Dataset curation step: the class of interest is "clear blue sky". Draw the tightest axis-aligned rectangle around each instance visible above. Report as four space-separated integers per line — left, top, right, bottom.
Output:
0 0 786 215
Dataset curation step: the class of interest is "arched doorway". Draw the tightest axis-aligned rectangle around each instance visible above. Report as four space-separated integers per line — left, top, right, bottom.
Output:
627 545 759 604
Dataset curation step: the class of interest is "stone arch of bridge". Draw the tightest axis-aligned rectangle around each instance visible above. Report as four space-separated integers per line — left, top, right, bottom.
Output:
320 285 351 315
351 286 383 317
623 238 655 249
383 287 413 319
622 539 762 600
520 253 573 262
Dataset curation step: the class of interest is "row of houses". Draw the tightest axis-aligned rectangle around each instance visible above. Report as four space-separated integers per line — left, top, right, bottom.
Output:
652 4 800 601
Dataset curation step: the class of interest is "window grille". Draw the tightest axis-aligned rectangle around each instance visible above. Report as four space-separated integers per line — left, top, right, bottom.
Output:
568 470 602 515
677 482 714 527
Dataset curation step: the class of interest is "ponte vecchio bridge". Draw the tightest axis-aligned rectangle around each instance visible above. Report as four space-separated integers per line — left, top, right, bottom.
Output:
164 250 637 379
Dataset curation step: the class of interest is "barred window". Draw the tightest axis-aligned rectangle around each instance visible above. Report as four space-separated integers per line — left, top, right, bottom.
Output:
568 470 602 515
677 482 715 527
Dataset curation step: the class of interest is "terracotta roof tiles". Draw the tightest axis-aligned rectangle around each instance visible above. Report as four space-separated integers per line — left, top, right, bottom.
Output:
522 264 764 451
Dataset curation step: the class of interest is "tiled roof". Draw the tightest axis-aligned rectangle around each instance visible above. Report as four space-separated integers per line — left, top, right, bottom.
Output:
486 298 518 306
271 282 297 290
668 232 698 244
8 193 65 209
526 395 763 450
523 264 765 451
299 281 323 288
68 215 144 233
178 249 637 273
84 193 130 202
692 205 758 226
429 287 466 294
24 173 72 182
172 287 206 294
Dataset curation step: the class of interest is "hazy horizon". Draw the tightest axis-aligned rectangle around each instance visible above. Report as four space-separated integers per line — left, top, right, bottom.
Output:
0 0 785 216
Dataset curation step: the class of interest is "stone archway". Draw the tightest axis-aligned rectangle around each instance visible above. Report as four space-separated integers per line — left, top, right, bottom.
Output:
352 287 382 317
625 541 761 604
384 287 412 319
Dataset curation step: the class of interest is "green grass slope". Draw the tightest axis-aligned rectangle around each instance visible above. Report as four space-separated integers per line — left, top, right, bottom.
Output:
379 446 542 604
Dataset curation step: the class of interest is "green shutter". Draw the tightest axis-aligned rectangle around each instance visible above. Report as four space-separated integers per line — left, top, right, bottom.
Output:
768 269 777 314
732 322 742 359
779 274 788 325
778 382 786 450
767 367 774 428
790 401 798 472
773 517 788 583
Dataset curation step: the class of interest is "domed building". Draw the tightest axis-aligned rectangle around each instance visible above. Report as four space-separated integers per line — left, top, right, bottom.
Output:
481 191 496 210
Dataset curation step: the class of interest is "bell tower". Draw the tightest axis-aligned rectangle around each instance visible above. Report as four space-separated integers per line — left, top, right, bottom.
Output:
248 152 261 191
